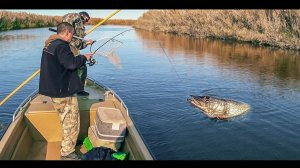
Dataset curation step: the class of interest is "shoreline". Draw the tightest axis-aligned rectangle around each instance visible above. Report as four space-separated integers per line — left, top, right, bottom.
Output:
134 10 300 52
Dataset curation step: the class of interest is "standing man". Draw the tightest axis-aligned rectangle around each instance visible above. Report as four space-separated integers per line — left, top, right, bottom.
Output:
62 11 94 96
39 22 93 160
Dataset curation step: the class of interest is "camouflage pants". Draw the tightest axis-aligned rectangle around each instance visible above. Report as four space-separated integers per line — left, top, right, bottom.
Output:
51 96 80 156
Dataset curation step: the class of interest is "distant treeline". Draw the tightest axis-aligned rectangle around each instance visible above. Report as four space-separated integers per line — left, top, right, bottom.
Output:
0 11 61 31
134 10 300 51
0 10 136 31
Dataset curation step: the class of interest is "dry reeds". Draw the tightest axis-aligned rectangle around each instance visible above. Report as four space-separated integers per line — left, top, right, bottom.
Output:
0 10 61 31
0 10 136 31
134 10 300 51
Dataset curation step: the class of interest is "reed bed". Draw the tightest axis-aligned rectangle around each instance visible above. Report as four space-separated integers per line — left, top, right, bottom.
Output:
0 10 136 31
134 10 300 51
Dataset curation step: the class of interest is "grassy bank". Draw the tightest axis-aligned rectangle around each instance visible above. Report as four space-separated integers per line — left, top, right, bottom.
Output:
0 10 60 31
134 10 300 51
0 10 136 31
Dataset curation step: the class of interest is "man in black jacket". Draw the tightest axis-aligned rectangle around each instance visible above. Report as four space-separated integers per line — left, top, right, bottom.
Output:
62 11 94 96
39 22 93 160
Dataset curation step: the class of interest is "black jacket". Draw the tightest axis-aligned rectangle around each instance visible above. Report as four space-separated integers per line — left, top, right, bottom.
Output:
39 38 87 98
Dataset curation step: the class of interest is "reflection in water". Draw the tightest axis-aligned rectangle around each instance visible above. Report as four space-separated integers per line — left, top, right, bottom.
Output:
135 29 300 160
135 29 300 81
0 34 36 41
1 27 300 159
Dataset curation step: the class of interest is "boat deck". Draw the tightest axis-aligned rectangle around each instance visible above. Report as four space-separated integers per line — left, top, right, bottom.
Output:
27 141 61 160
0 79 154 160
18 82 110 160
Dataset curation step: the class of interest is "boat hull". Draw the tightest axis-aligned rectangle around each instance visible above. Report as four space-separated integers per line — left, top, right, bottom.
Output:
0 77 154 160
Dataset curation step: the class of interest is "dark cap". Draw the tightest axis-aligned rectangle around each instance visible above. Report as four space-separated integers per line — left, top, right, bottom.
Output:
79 11 90 20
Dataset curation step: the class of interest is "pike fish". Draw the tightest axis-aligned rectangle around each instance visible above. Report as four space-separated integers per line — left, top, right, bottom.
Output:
187 95 250 119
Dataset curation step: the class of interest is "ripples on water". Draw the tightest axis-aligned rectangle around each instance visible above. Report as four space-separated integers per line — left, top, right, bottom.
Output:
1 26 300 160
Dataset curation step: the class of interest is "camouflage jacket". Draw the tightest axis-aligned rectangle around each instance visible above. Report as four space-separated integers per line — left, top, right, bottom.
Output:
62 13 88 50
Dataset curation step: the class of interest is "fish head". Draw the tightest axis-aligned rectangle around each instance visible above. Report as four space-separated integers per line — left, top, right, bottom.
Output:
190 95 211 102
188 95 211 108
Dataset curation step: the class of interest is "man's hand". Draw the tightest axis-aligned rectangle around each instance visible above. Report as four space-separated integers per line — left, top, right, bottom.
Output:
84 53 93 61
86 39 94 45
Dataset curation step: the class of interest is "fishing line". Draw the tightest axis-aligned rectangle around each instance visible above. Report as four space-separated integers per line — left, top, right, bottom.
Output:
153 33 197 98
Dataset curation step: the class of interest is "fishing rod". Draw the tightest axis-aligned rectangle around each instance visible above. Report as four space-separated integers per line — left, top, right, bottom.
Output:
50 27 123 47
90 29 132 54
85 10 121 36
0 10 121 107
48 28 131 66
87 29 133 66
49 27 96 66
49 28 86 41
48 27 95 66
49 28 124 43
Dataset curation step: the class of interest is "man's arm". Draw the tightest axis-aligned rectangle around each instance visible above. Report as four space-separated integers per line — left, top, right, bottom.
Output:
72 18 93 49
56 43 87 70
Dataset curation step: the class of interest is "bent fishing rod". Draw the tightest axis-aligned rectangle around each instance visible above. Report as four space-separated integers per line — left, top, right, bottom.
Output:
87 28 133 66
49 27 96 66
48 28 132 66
0 10 121 107
49 28 86 41
90 29 132 54
49 27 125 46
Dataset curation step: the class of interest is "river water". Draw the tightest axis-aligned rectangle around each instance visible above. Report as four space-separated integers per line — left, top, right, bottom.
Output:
1 25 300 160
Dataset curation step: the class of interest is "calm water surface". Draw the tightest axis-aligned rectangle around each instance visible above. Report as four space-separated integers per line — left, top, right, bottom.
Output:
1 25 300 160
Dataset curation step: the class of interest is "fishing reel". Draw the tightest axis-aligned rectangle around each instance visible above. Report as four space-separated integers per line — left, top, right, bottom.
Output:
87 59 96 66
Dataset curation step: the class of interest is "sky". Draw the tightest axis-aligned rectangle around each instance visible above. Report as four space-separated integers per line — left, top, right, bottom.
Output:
6 10 148 20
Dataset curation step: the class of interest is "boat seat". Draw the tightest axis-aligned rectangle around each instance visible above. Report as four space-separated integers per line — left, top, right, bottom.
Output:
30 94 52 104
25 94 61 142
26 94 56 113
24 94 118 142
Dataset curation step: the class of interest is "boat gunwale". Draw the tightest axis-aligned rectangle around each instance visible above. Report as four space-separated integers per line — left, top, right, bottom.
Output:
87 77 155 160
0 90 38 141
0 76 155 160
